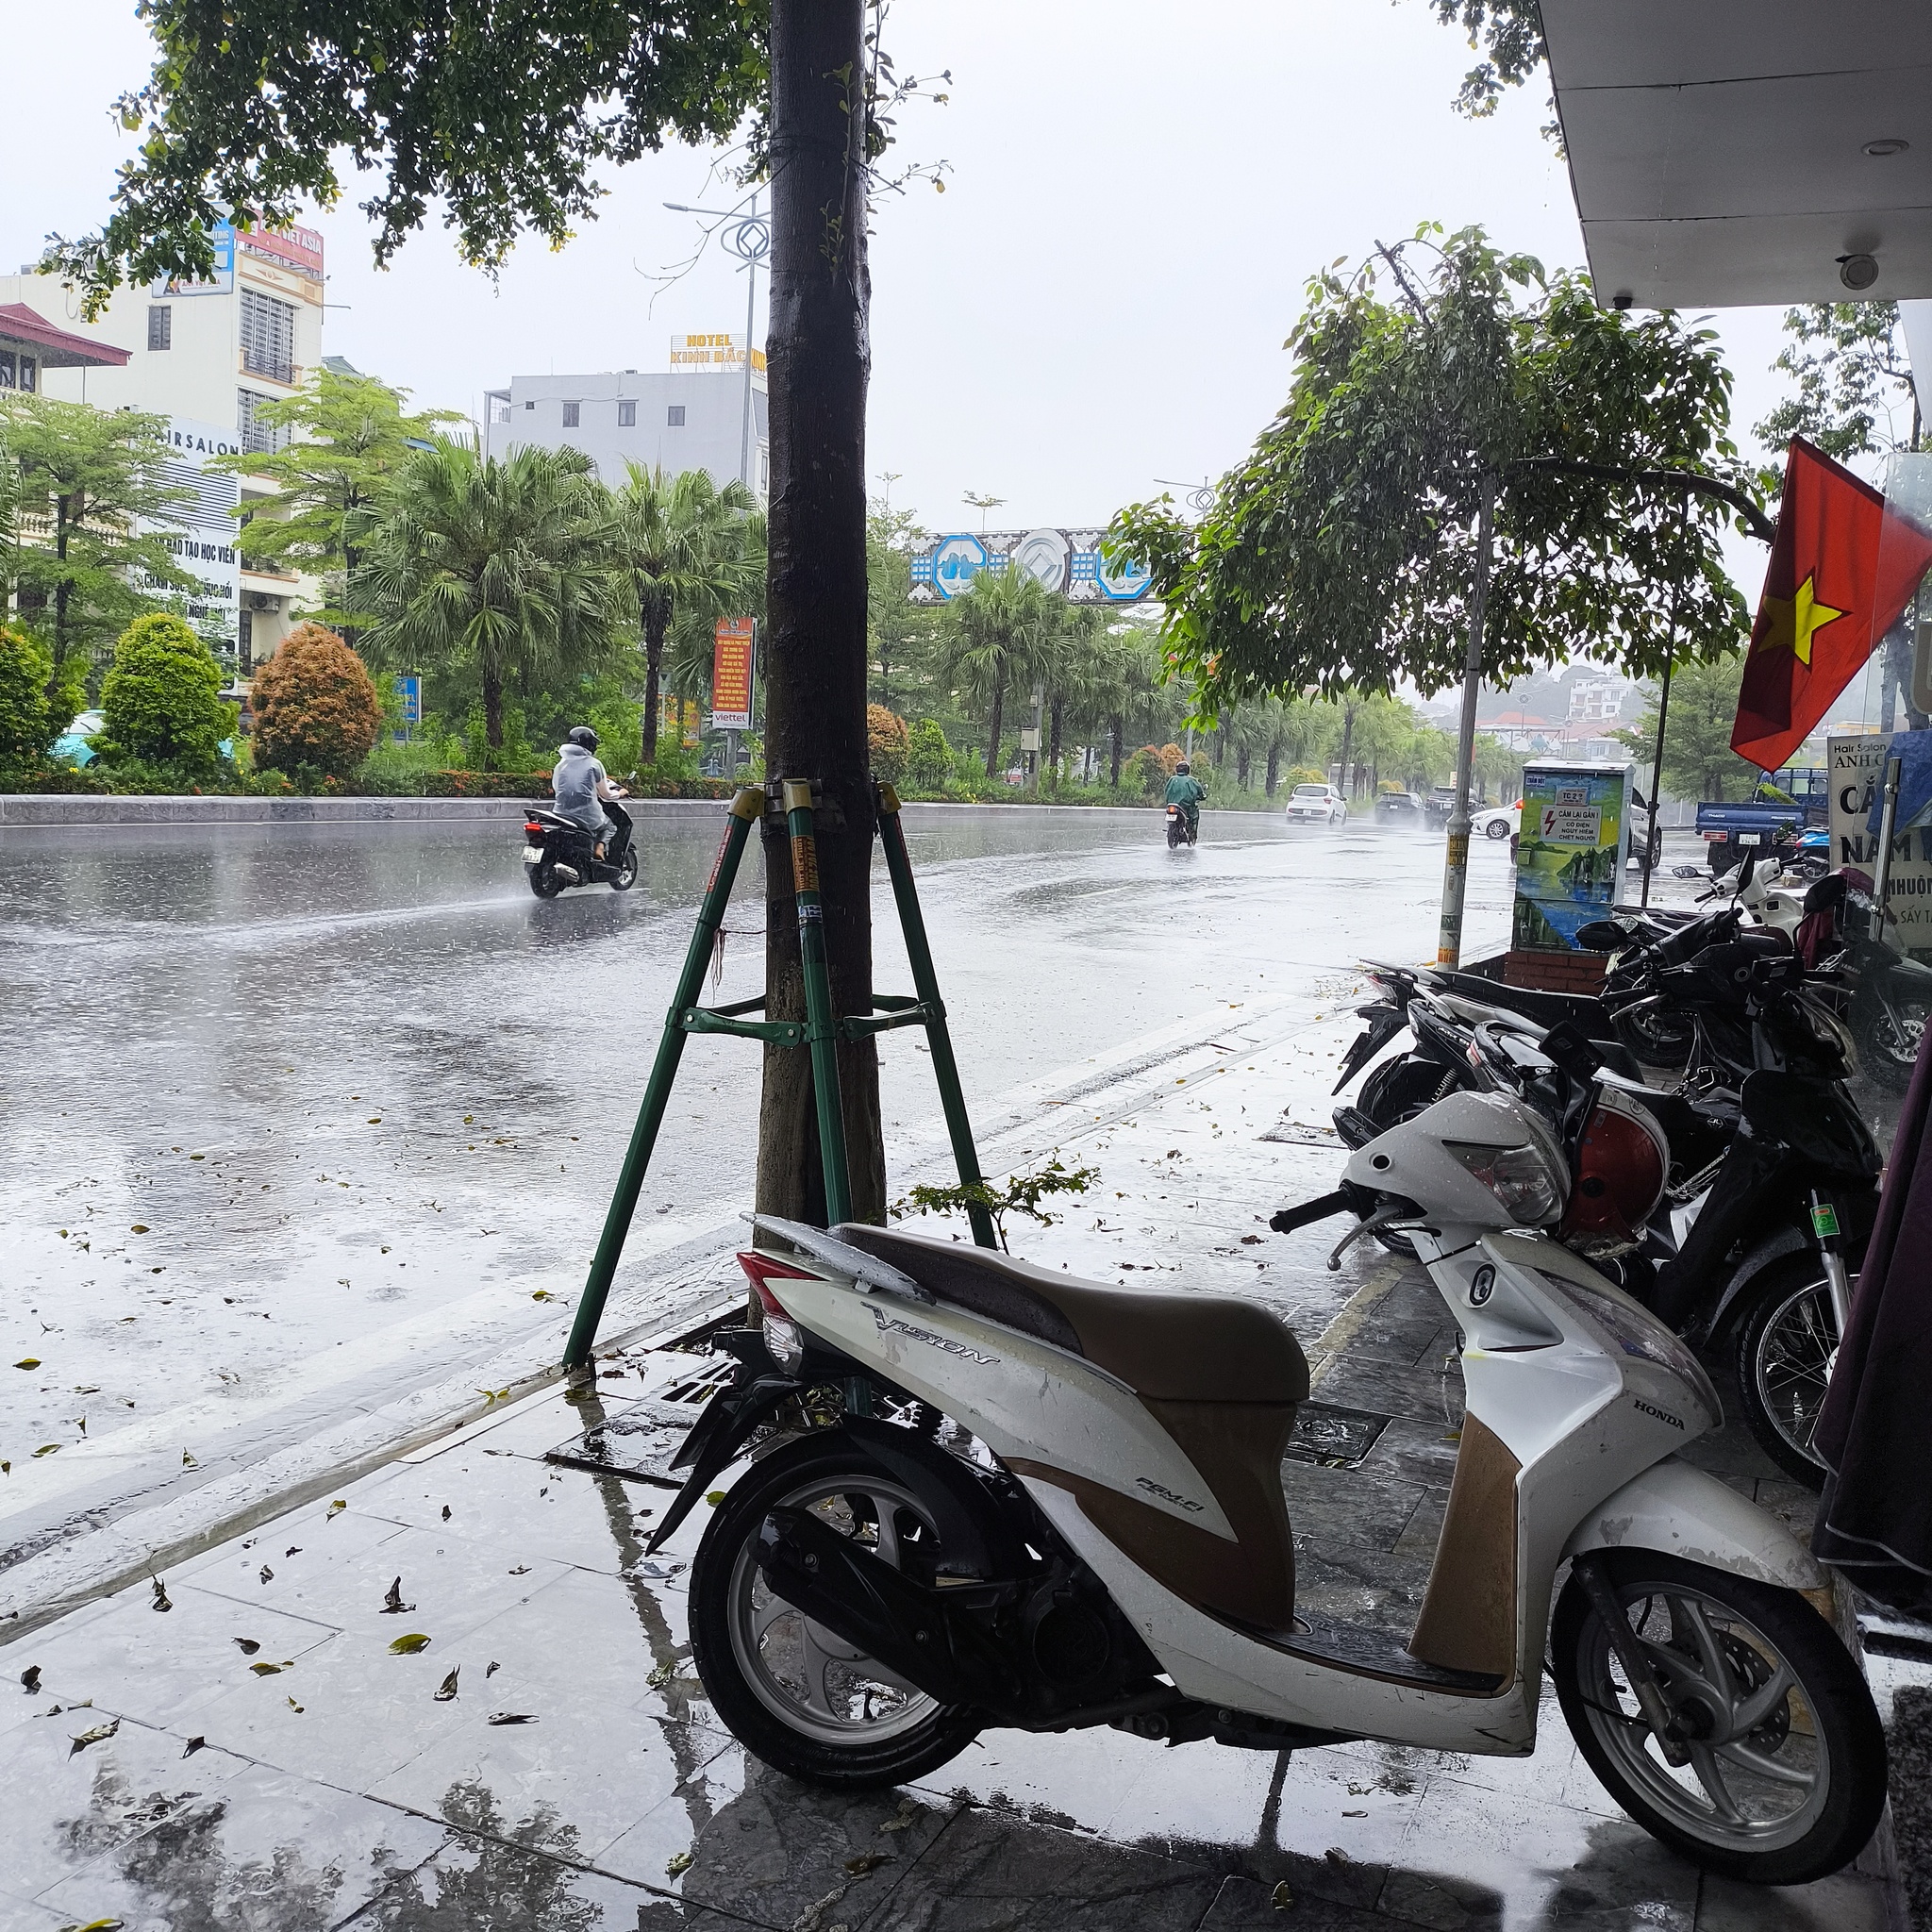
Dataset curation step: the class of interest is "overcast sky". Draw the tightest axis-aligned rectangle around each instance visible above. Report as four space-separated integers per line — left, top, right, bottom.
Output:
6 0 1793 592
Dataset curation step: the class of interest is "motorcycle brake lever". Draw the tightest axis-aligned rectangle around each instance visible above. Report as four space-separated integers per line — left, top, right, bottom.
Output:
1324 1206 1425 1272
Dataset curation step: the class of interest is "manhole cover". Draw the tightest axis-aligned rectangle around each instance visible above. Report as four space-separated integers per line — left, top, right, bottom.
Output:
1283 1402 1390 1468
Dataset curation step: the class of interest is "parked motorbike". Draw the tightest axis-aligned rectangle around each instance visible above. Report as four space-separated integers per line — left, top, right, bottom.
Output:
644 1132 1884 1885
1806 879 1932 1095
1165 803 1198 849
521 795 637 897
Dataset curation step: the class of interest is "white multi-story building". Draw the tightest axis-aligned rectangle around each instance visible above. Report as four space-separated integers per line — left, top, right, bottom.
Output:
0 224 328 669
485 336 769 498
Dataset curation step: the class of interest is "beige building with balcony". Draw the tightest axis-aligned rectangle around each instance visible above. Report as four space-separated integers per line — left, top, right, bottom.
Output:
0 224 327 670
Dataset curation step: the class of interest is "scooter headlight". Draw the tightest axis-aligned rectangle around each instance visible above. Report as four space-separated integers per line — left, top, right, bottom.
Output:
1442 1139 1565 1225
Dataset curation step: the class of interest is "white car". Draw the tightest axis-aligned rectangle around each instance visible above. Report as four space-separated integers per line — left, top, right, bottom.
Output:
1472 799 1521 841
1285 782 1349 826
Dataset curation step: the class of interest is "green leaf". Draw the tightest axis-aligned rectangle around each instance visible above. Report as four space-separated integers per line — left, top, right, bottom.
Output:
388 1633 432 1655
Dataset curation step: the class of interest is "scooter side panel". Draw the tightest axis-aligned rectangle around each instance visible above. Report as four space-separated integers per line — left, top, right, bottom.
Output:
768 1271 1241 1541
1561 1458 1828 1589
1024 1481 1541 1755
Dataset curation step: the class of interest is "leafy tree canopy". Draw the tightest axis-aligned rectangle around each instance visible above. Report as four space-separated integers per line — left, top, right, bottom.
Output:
0 393 197 672
0 624 54 774
208 366 463 583
1755 303 1923 463
1613 656 1751 804
1424 0 1553 135
1110 225 1766 717
44 1 771 309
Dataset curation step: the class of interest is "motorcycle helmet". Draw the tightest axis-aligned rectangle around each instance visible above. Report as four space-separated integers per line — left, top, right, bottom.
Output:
567 724 599 752
1174 759 1191 774
1557 1085 1668 1256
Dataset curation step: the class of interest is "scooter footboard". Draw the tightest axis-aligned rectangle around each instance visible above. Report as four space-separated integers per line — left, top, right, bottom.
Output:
1560 1457 1825 1591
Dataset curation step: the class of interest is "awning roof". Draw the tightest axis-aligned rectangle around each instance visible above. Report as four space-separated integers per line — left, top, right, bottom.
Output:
1541 0 1932 308
0 303 132 369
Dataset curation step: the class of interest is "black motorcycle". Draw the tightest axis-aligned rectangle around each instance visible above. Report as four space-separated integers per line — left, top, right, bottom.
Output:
1165 803 1198 849
521 797 638 897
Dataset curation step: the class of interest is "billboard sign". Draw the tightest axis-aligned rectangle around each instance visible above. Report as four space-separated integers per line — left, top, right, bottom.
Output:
394 675 423 724
142 415 241 640
670 333 767 379
153 223 235 298
1511 760 1634 951
909 526 1154 605
710 618 756 731
239 225 325 281
1829 732 1932 946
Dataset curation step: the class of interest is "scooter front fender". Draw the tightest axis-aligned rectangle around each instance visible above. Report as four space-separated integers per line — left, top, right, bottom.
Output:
1560 1457 1826 1591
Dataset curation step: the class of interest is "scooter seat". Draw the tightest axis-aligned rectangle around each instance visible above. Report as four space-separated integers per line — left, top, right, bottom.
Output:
832 1224 1309 1404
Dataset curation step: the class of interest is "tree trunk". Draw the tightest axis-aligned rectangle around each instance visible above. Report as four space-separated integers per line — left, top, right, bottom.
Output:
1265 741 1281 796
1048 691 1063 774
641 608 666 764
984 677 1006 778
757 0 883 1229
1236 745 1250 788
1337 704 1356 794
1109 714 1124 787
53 493 71 668
482 665 504 755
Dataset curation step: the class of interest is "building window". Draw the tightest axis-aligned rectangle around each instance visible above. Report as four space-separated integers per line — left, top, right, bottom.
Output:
239 609 255 676
239 287 296 384
0 352 13 389
525 399 536 411
237 388 280 455
667 405 686 427
0 351 34 391
617 399 636 427
561 400 581 427
148 306 173 351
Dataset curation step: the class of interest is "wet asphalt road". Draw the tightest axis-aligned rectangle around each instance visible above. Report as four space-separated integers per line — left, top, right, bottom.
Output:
0 803 1514 1519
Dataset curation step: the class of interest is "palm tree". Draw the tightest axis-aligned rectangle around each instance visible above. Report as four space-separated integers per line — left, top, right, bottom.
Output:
607 464 765 764
352 441 615 758
934 564 1059 777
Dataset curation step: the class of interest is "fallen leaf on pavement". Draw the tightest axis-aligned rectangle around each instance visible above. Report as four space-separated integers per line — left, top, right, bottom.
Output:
664 1851 692 1877
150 1578 171 1613
60 1917 126 1930
286 1697 304 1713
434 1669 459 1702
13 1358 40 1371
34 1444 60 1457
487 1712 536 1725
233 1639 260 1656
21 1666 42 1693
389 1634 432 1655
486 1661 500 1677
258 1566 273 1584
69 1720 119 1757
842 1854 891 1875
441 1505 452 1520
1271 1881 1293 1911
326 1500 347 1519
182 1736 206 1757
249 1662 284 1676
381 1578 413 1614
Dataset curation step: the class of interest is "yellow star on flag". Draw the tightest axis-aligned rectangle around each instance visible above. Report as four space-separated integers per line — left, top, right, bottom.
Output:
1757 573 1846 668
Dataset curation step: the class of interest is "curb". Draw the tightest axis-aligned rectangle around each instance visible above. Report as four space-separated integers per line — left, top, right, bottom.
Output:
0 794 734 827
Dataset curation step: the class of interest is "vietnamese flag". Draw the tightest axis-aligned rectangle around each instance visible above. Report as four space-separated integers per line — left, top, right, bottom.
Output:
1731 438 1932 772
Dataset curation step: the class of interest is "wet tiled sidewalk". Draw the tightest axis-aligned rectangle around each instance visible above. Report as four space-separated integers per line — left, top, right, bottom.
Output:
0 1010 1919 1932
0 1292 1908 1932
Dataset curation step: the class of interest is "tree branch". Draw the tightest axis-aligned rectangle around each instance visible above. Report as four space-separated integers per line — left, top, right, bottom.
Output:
1511 457 1775 544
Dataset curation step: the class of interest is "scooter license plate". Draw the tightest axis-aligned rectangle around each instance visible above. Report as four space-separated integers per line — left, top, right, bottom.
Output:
522 845 545 863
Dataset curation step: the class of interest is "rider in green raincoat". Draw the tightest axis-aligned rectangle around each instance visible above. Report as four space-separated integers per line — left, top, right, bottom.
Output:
1163 760 1207 839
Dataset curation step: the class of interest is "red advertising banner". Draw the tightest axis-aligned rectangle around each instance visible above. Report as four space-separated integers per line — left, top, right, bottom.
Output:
711 618 756 730
240 225 325 279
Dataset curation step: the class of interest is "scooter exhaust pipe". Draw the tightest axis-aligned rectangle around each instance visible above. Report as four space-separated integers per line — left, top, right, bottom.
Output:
552 864 580 884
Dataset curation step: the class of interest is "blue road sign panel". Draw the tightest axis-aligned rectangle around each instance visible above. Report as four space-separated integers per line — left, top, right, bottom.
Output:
394 675 423 724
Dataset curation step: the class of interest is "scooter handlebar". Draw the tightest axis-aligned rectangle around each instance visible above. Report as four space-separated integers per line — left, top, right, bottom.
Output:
1269 1188 1357 1235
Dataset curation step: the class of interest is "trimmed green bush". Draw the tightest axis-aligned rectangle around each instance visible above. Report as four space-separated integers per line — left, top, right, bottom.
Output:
249 623 383 779
0 624 52 775
95 614 232 774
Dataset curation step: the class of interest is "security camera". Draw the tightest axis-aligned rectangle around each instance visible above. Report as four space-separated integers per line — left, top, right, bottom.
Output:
1838 253 1879 291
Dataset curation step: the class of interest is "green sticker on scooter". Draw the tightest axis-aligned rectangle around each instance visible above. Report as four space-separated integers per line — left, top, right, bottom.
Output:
1810 1203 1840 1240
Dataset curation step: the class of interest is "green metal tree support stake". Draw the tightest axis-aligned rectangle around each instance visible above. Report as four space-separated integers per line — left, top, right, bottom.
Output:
562 778 994 1370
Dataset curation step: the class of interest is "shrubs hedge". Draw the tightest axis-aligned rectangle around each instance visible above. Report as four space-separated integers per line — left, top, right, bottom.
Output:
95 614 232 774
0 624 52 776
250 624 382 779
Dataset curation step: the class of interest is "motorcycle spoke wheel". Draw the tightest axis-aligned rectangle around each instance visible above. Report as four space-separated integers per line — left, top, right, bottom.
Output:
1734 1258 1839 1489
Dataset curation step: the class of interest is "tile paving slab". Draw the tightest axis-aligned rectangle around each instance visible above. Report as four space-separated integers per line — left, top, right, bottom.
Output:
0 1038 1919 1931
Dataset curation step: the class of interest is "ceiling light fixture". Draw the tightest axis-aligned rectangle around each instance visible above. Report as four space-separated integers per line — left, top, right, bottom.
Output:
1863 139 1910 158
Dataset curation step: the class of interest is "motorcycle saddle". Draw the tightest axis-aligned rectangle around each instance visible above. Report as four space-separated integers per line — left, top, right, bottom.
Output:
832 1224 1309 1405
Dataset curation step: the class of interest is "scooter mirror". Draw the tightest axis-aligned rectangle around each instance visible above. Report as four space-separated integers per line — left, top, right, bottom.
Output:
1574 920 1627 953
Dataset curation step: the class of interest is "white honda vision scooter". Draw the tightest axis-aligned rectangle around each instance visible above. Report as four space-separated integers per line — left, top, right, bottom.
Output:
648 1087 1884 1886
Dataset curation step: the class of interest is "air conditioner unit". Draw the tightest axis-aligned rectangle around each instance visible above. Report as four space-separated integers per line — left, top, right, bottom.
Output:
245 592 282 612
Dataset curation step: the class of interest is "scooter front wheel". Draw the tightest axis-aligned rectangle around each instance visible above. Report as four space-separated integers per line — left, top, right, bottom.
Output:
689 1434 982 1790
610 846 639 891
1730 1256 1836 1490
1551 1550 1884 1885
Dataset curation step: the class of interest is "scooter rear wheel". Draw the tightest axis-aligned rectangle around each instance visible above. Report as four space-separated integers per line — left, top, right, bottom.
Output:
1551 1550 1884 1884
526 861 563 899
690 1434 982 1790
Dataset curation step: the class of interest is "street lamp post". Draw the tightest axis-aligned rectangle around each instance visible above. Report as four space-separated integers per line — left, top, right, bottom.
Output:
662 197 773 492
